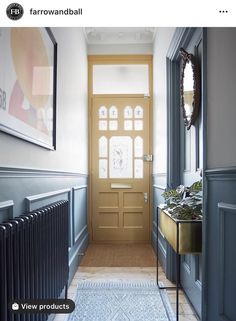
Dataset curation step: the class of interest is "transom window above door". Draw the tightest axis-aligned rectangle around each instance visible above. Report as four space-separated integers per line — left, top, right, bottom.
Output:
93 64 149 95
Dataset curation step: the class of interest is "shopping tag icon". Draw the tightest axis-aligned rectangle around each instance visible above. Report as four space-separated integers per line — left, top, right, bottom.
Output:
12 303 19 310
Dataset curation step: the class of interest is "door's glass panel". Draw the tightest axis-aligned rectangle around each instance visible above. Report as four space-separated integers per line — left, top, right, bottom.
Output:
134 159 143 178
124 120 133 131
109 106 118 119
109 136 133 178
124 106 133 119
134 120 143 131
134 136 143 157
99 136 108 157
93 64 149 94
99 120 107 131
109 120 118 131
134 105 143 119
99 159 108 178
99 106 107 119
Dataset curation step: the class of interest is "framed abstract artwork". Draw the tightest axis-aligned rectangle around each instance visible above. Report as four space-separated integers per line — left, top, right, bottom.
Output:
0 27 57 149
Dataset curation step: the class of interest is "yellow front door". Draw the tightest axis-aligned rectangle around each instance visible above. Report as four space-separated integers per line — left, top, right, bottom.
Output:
91 96 151 242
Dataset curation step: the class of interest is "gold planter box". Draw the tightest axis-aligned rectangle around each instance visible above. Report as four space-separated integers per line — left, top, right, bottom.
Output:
159 209 202 254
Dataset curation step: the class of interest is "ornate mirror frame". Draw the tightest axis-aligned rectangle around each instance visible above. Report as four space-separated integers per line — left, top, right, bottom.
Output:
180 47 201 130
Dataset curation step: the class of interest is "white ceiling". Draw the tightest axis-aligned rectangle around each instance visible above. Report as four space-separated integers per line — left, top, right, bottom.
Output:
84 27 156 44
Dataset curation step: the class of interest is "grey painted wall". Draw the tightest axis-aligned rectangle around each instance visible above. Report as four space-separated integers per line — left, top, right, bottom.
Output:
207 28 236 169
202 28 236 321
0 27 89 298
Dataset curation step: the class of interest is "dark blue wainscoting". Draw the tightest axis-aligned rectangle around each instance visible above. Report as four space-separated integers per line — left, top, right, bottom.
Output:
203 168 236 321
153 177 167 270
152 173 177 282
0 166 89 286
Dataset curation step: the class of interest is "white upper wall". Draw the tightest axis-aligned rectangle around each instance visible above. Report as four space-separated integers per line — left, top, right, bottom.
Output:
152 27 175 174
207 28 236 169
0 27 88 174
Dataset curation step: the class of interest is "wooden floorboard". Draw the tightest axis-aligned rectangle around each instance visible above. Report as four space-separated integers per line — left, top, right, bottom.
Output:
80 244 157 267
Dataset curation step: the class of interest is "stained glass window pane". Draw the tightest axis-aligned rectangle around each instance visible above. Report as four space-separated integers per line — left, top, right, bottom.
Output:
99 159 108 178
99 136 108 157
109 120 118 131
99 120 107 131
124 106 133 119
109 106 118 119
134 120 143 131
134 105 143 119
134 136 143 157
124 120 133 131
109 136 133 178
134 159 143 178
99 106 107 119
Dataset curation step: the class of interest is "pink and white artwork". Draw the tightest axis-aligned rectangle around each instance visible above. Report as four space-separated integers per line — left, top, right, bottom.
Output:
0 27 56 149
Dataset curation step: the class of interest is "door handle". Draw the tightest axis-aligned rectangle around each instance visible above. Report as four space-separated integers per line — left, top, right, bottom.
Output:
144 192 148 203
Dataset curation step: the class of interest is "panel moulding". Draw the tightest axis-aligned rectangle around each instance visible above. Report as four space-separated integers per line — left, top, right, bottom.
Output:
218 202 236 321
25 188 71 212
72 185 88 244
0 200 14 221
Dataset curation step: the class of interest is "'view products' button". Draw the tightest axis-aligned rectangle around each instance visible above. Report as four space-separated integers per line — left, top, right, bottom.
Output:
9 299 75 314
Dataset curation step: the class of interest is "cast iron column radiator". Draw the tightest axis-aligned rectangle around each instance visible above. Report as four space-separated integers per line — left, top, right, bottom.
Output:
0 200 69 321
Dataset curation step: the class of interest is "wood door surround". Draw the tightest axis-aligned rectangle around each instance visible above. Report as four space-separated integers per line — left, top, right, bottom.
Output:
88 55 153 244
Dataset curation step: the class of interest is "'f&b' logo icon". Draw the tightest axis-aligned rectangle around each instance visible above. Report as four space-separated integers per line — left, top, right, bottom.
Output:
6 3 24 20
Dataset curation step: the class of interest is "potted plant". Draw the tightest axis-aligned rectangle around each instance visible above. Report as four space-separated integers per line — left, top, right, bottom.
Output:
162 180 202 220
159 180 202 254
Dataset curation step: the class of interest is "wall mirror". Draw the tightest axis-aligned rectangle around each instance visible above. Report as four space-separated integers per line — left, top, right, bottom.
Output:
180 47 201 130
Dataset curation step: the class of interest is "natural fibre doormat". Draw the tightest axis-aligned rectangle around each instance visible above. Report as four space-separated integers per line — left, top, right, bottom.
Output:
67 281 174 321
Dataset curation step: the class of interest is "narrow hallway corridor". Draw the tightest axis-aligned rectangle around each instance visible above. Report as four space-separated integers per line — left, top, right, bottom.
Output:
1 26 236 321
54 245 198 321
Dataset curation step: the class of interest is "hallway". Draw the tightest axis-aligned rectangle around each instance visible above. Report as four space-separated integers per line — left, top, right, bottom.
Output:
54 245 198 321
1 26 236 321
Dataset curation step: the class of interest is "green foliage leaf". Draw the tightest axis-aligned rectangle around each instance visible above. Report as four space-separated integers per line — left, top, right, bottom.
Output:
162 180 203 220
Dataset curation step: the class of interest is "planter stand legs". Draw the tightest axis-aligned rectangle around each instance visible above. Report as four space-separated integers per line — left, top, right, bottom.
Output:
156 207 181 321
